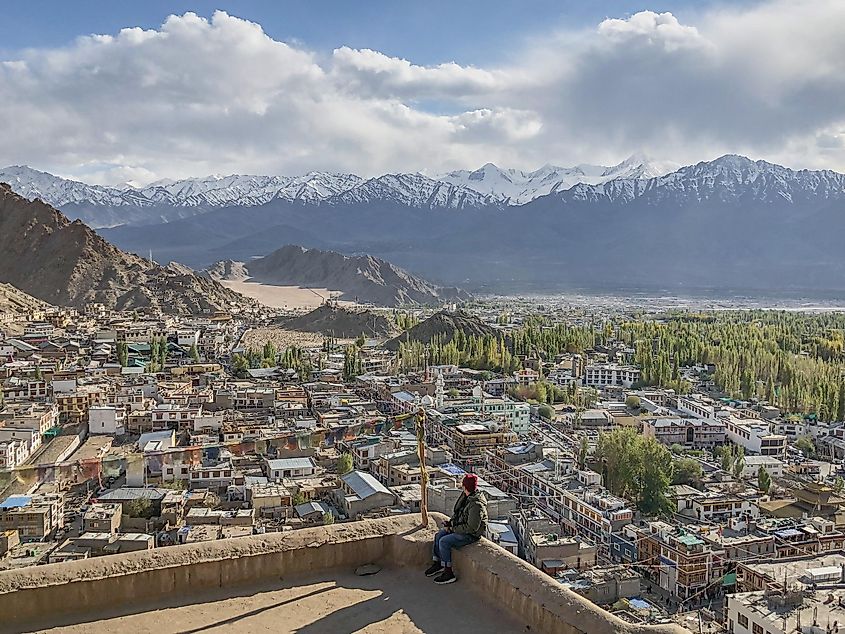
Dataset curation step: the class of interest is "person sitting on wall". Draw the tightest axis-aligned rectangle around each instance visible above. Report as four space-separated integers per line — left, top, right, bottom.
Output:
425 473 488 584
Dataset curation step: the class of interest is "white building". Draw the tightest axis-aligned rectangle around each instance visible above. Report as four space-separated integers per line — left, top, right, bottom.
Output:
0 438 29 469
725 417 787 457
458 386 531 436
265 457 317 481
88 406 126 436
0 427 41 456
741 455 784 480
582 364 640 389
677 396 718 421
727 589 845 634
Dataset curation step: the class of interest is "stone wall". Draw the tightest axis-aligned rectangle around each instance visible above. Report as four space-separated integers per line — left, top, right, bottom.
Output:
0 513 689 634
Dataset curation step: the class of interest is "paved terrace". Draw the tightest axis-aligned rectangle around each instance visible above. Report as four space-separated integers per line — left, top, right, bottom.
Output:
0 514 690 634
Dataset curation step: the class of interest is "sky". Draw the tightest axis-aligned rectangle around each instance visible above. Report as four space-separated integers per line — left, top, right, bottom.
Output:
1 0 843 185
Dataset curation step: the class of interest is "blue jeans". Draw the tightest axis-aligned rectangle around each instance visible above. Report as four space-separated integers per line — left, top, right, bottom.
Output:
432 528 476 566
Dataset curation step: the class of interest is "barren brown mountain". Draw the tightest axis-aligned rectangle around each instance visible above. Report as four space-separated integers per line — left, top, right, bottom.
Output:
0 183 255 315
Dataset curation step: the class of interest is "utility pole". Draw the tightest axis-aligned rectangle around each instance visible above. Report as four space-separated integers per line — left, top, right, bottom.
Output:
416 407 429 526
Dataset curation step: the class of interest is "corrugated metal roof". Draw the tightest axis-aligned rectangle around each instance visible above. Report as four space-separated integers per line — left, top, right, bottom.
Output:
266 457 315 471
342 470 391 499
96 487 168 501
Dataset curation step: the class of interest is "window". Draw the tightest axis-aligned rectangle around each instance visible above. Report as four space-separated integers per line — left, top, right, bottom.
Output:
752 624 763 634
737 614 748 628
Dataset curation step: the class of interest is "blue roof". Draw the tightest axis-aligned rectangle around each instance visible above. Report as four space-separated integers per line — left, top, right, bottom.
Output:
438 463 466 476
775 528 803 538
0 495 31 509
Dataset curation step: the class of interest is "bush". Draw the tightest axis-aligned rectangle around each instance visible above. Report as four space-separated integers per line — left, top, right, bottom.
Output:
625 395 641 409
537 403 555 420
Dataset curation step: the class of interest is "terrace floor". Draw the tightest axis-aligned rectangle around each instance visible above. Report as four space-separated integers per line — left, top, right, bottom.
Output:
25 566 529 634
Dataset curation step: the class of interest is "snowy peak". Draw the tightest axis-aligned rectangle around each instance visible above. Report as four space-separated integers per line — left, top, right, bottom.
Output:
552 155 845 206
0 165 130 207
332 172 498 209
437 153 678 204
601 153 679 180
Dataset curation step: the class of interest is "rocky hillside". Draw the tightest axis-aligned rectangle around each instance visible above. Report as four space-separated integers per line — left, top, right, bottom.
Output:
0 283 50 320
0 183 255 315
208 245 470 307
384 310 499 351
277 304 397 338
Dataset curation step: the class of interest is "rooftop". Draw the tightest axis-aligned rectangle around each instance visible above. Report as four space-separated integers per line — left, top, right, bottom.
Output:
28 567 527 634
0 515 688 634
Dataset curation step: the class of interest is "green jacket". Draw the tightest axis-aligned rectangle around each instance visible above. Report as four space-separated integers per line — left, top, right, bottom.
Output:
450 490 488 539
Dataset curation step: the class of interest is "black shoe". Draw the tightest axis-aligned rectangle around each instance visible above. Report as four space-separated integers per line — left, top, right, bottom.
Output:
425 562 443 577
434 569 456 584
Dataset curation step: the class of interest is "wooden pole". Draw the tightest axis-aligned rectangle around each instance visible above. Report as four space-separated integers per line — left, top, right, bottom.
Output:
416 407 429 526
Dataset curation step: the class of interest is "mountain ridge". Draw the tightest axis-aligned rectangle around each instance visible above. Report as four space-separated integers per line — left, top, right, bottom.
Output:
206 245 470 307
0 153 683 227
0 183 256 315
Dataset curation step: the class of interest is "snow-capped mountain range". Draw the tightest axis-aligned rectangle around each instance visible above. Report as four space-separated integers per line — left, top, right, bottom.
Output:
3 154 845 233
0 153 677 227
4 153 845 293
437 152 679 204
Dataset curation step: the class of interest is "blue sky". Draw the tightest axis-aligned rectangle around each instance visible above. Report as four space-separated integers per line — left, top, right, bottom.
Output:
0 0 842 183
1 0 719 63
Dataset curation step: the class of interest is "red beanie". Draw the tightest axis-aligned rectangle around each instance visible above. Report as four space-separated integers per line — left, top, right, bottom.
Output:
462 474 478 493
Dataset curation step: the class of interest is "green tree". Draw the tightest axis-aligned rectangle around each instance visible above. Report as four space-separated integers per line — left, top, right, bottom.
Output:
189 343 200 363
355 334 366 348
732 446 746 479
232 353 249 379
337 453 354 475
159 337 168 369
125 498 154 518
834 476 845 494
625 395 641 410
116 341 129 367
342 346 362 382
323 512 335 525
595 428 673 515
795 435 816 458
672 457 703 486
577 436 589 471
262 341 277 364
537 403 555 420
292 492 307 506
638 438 674 515
757 466 772 493
719 445 735 473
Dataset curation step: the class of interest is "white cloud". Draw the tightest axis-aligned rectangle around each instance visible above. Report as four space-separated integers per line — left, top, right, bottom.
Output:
0 2 843 184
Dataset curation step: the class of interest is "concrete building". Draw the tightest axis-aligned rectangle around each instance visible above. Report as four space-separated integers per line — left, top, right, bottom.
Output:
0 438 29 469
265 457 317 481
88 406 126 436
741 455 784 480
727 588 845 634
725 417 787 457
333 470 396 518
82 503 122 535
444 386 531 436
582 364 640 389
642 417 726 449
0 494 64 541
